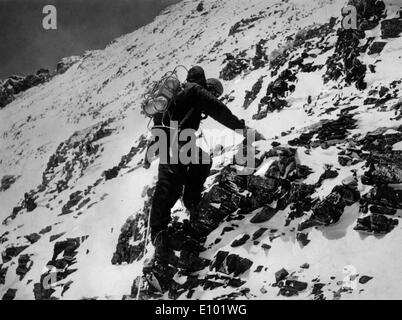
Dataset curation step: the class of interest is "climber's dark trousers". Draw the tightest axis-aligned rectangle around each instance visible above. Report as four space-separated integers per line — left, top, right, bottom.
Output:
150 150 212 240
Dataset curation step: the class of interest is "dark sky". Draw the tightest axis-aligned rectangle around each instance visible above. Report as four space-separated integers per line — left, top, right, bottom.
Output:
0 0 179 79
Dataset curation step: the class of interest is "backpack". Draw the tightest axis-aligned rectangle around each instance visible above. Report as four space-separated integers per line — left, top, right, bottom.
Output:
141 66 187 118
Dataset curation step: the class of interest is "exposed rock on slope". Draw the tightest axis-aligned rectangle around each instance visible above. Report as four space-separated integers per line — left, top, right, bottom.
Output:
56 56 81 75
0 69 51 109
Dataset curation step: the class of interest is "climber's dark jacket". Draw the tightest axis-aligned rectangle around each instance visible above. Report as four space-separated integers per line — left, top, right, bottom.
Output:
154 82 245 133
150 82 245 166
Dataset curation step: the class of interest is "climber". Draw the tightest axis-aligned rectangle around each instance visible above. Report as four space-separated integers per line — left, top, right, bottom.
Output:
23 192 37 212
148 66 248 264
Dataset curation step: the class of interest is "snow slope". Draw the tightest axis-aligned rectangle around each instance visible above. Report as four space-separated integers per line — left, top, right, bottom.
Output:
1 0 402 300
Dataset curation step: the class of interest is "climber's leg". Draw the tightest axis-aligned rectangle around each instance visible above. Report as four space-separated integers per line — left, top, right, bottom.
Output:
150 163 185 242
183 148 212 214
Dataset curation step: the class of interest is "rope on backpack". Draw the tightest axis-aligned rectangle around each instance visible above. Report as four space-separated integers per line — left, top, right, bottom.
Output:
141 65 188 119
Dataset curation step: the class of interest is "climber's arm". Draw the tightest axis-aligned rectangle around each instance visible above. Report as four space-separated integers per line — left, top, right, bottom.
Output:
190 85 245 131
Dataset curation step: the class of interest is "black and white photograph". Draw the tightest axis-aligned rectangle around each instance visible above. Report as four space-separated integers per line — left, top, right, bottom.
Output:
1 0 402 306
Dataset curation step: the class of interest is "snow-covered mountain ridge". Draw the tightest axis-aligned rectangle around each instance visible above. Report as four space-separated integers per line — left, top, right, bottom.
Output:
1 0 402 300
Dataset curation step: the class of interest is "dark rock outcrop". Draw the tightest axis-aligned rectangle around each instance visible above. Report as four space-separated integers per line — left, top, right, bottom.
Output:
299 181 360 230
324 0 386 89
56 56 80 74
252 228 268 241
252 39 269 70
2 288 17 300
360 185 402 216
243 77 263 109
0 175 19 192
289 114 358 148
286 183 316 224
0 70 51 109
229 14 264 36
33 236 88 300
196 2 204 12
39 226 52 235
220 52 249 81
104 167 119 180
317 166 339 186
1 245 29 263
296 232 311 246
279 280 308 297
250 206 277 223
33 280 56 300
357 128 402 236
363 153 402 185
16 254 33 280
24 192 37 212
381 18 402 38
354 213 398 234
0 265 8 285
231 234 250 247
203 274 245 290
49 233 66 242
25 233 41 244
359 275 373 284
349 0 386 31
275 268 289 283
210 251 253 277
368 41 387 55
254 68 296 119
60 191 84 216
